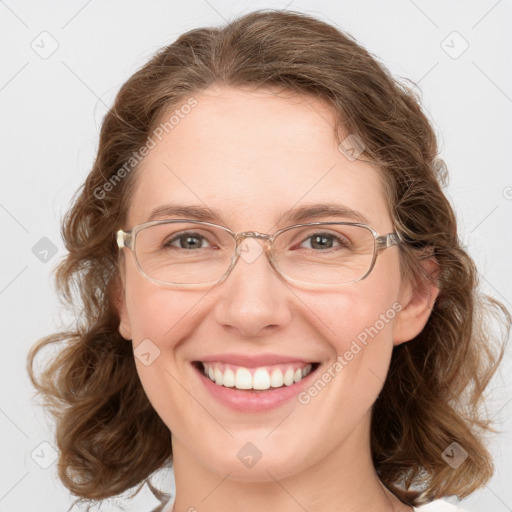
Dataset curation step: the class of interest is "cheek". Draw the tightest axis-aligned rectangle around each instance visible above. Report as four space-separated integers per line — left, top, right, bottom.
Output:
123 255 201 343
309 276 400 356
299 258 402 400
122 257 205 400
123 270 205 428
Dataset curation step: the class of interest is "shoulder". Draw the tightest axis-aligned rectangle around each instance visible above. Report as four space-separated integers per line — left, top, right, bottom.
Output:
414 499 468 511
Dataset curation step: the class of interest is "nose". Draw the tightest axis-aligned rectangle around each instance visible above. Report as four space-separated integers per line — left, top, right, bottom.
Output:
212 237 292 338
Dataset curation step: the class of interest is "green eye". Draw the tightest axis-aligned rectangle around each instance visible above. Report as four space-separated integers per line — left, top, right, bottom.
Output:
165 232 209 250
299 232 351 250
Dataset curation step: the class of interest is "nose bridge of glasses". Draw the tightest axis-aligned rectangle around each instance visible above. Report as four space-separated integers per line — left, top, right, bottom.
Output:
231 231 275 269
235 231 272 242
233 231 273 253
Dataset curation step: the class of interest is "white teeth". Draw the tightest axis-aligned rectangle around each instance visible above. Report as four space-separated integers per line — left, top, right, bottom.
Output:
270 368 284 388
214 367 223 385
201 362 314 390
253 368 271 390
223 368 235 387
302 364 312 377
283 368 295 386
235 367 253 389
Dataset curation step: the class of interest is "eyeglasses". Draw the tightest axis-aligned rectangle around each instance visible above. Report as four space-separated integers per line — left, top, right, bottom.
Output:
116 219 402 289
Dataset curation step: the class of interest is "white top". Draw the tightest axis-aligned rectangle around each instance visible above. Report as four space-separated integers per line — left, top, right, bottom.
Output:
415 501 466 511
163 498 464 511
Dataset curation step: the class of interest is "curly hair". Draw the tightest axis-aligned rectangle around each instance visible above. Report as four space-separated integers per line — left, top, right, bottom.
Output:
27 9 510 511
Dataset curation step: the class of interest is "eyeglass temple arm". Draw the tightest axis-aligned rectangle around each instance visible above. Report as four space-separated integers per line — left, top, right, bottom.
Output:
116 229 133 249
376 232 402 251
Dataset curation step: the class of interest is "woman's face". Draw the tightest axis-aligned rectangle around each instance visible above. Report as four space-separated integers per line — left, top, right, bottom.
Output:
117 85 424 482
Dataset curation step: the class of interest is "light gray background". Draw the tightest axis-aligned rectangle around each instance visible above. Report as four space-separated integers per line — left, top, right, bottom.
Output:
1 1 511 511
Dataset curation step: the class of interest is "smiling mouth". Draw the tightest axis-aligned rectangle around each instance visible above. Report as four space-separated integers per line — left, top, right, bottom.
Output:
192 361 320 391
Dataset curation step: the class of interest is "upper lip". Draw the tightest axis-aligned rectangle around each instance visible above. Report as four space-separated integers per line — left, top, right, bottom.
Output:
195 353 317 367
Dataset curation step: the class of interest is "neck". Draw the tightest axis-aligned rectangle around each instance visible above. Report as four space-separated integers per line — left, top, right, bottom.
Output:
169 417 411 512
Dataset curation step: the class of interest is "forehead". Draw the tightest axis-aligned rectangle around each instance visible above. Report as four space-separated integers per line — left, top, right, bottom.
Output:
127 86 391 231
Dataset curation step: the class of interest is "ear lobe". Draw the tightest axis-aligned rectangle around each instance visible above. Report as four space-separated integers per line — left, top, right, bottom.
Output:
118 298 133 340
112 265 132 341
393 257 440 346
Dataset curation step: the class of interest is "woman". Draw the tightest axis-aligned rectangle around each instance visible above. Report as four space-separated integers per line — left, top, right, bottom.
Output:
28 9 510 512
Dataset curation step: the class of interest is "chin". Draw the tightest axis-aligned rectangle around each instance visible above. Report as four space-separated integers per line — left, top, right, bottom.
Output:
198 441 310 483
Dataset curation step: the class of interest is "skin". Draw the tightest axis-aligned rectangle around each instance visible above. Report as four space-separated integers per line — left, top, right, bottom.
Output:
116 85 439 512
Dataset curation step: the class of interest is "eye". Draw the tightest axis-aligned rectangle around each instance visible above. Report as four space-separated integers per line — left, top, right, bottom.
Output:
164 232 212 250
299 232 351 250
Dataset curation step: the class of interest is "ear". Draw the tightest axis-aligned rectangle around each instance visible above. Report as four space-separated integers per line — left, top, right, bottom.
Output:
393 257 440 345
112 259 132 341
117 297 133 341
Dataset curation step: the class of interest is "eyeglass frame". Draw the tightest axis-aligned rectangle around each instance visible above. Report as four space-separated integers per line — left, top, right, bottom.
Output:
116 219 403 290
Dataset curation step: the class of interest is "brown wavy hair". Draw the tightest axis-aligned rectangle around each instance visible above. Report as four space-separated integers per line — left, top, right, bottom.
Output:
28 9 510 511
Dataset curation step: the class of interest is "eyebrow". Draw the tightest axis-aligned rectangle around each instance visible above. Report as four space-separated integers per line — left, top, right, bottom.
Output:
146 203 371 226
277 203 370 225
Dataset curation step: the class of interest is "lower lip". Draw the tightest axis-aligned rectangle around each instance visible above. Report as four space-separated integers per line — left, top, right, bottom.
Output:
194 364 318 413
